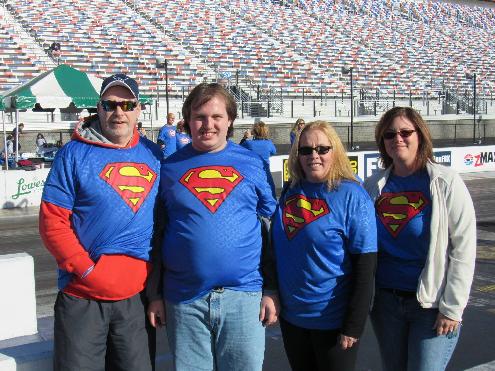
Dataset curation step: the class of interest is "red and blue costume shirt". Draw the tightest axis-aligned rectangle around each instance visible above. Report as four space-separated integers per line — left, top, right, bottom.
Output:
40 122 162 300
176 131 191 150
375 170 432 291
272 180 377 330
159 141 276 303
157 124 177 157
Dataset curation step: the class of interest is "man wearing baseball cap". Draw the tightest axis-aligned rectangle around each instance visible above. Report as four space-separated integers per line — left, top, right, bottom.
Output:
40 73 162 370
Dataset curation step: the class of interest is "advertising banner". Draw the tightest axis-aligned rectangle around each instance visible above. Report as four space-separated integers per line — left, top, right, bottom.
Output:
451 146 495 172
1 169 49 208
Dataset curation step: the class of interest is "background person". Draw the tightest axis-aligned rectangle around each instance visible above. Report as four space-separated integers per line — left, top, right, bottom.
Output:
1 134 14 167
39 73 162 371
175 119 191 150
137 121 147 138
240 121 277 170
12 122 24 157
147 83 279 371
364 106 476 371
239 128 252 145
36 133 47 155
273 120 377 371
3 134 14 157
290 118 305 147
157 112 177 158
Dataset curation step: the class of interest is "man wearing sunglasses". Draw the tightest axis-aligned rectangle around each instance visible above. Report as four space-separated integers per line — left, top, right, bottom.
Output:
39 73 162 370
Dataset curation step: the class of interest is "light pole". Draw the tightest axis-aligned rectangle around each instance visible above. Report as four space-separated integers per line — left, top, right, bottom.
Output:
465 72 476 143
342 66 354 150
156 57 169 116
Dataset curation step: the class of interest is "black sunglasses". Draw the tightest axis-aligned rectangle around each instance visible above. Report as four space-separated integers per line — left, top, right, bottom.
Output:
100 100 138 112
298 146 332 156
383 129 416 140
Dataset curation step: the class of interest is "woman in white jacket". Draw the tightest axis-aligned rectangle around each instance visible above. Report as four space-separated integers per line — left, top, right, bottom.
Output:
364 107 476 371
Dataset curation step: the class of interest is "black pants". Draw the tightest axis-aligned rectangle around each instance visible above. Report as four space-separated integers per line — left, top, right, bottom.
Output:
54 291 156 371
280 317 359 371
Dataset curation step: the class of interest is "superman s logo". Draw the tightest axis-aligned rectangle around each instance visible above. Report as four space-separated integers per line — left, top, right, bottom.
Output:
376 192 429 237
100 163 157 212
180 166 243 213
282 194 330 239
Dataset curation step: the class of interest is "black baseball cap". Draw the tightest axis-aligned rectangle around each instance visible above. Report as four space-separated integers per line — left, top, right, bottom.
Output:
100 74 139 100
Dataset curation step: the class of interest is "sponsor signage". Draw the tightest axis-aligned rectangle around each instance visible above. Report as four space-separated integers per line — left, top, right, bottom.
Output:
433 151 452 166
348 155 358 175
283 158 290 185
1 169 50 208
463 151 495 168
364 153 383 179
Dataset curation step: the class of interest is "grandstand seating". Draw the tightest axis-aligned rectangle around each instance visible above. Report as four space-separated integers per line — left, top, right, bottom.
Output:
0 0 494 98
0 8 52 92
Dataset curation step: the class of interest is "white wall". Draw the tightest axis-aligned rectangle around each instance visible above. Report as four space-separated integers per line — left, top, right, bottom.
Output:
0 253 37 341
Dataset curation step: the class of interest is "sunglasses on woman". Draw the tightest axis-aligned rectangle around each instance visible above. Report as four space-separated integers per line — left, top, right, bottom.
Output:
100 100 138 112
298 146 332 156
383 129 416 140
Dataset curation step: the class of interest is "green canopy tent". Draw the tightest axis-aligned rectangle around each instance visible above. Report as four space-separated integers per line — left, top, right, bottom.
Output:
3 64 152 109
0 97 13 170
2 65 153 167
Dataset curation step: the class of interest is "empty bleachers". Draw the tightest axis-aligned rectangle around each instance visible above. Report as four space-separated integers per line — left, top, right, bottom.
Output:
0 0 494 98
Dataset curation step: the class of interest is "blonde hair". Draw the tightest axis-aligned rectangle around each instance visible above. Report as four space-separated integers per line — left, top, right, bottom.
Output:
288 121 357 189
252 121 269 139
291 118 305 133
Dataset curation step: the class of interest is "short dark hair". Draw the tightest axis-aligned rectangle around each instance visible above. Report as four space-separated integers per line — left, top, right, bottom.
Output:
375 106 434 169
182 83 237 138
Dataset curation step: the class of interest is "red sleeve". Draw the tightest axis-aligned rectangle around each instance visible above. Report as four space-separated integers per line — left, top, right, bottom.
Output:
39 200 94 278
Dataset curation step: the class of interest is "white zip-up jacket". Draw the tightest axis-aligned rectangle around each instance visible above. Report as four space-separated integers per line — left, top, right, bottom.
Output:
364 161 476 321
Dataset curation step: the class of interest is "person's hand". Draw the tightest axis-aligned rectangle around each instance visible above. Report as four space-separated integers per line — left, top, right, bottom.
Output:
243 130 252 140
433 312 460 337
147 299 166 328
259 292 280 327
339 334 358 350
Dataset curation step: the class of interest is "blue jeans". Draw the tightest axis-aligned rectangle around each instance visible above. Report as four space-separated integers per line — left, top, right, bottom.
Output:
370 288 460 371
166 289 265 371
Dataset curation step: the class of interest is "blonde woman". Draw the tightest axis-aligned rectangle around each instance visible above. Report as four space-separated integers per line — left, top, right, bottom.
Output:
290 118 305 146
273 121 377 371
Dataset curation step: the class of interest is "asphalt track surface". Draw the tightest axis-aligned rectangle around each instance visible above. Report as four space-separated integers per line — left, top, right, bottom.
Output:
0 172 494 370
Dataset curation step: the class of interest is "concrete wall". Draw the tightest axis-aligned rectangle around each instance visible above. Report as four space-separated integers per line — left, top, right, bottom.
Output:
0 253 38 341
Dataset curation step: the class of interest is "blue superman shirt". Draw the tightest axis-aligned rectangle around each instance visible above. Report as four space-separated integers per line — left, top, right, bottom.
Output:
273 180 377 330
159 141 276 303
